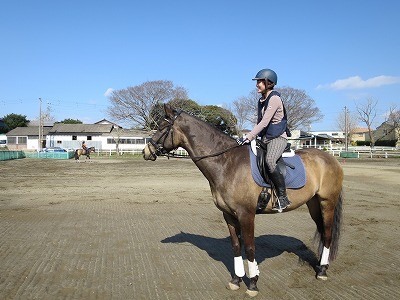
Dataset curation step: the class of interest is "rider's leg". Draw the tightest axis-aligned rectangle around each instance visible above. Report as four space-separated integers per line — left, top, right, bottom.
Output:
256 136 289 213
268 165 291 211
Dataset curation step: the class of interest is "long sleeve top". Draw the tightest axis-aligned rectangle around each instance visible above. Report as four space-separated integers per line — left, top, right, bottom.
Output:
246 93 288 141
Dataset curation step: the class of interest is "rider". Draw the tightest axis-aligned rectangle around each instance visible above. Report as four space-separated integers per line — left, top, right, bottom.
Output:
82 141 88 153
237 68 291 212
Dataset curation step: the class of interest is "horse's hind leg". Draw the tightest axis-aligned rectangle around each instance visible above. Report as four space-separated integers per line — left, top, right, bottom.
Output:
306 196 328 278
307 191 343 280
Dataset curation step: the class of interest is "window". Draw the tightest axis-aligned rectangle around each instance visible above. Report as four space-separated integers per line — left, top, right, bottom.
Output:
57 140 62 144
8 137 16 144
72 136 77 140
134 138 145 144
87 136 92 140
18 137 27 144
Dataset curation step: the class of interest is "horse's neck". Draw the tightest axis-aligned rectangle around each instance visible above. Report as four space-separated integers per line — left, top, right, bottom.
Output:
181 119 235 182
183 121 232 157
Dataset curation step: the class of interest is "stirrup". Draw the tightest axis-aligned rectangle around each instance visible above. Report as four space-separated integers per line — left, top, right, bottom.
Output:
256 189 270 214
272 196 291 213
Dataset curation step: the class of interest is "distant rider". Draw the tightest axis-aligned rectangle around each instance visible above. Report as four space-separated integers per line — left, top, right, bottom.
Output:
82 141 88 154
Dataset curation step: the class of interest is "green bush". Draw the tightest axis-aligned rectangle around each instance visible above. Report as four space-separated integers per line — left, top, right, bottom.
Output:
375 140 397 147
356 141 371 146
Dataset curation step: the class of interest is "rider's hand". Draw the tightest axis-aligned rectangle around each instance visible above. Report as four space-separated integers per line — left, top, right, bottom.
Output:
237 137 250 145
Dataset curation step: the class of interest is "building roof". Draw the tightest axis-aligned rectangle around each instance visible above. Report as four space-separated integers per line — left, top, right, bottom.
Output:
49 124 113 134
6 126 52 136
94 119 123 128
352 128 369 133
109 128 153 137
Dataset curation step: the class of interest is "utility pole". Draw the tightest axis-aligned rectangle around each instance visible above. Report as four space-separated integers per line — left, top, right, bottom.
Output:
38 98 42 151
344 106 348 151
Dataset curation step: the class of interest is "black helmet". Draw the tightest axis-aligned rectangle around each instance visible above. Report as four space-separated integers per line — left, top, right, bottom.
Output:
252 68 278 85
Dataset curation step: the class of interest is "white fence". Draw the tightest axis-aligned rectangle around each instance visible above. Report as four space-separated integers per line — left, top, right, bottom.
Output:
91 144 399 159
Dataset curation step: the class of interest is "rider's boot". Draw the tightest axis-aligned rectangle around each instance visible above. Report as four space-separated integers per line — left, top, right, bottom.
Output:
269 167 291 212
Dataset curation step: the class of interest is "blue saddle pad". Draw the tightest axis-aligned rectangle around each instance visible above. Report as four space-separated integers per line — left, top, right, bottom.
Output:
249 148 306 189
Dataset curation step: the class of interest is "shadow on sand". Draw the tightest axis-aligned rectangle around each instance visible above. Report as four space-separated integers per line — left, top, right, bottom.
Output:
161 231 319 280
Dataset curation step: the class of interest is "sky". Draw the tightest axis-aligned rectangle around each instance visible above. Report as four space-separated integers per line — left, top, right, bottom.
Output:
1 0 399 131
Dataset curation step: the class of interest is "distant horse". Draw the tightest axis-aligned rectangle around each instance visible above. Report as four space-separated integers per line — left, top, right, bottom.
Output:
143 105 343 297
74 146 95 160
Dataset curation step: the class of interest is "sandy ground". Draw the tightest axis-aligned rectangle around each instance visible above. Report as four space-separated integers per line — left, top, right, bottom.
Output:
0 156 399 300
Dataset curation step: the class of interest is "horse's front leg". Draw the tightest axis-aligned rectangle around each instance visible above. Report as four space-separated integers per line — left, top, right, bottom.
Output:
239 210 259 297
223 212 244 291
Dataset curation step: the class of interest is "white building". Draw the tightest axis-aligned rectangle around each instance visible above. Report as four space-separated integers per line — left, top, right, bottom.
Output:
6 122 152 152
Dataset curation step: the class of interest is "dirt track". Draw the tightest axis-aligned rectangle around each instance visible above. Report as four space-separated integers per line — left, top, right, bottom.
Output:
0 156 399 299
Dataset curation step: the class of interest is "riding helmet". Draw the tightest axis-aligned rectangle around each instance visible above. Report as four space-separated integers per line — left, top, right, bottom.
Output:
252 69 278 85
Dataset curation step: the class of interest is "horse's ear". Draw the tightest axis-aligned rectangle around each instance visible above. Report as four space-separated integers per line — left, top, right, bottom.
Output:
164 104 175 118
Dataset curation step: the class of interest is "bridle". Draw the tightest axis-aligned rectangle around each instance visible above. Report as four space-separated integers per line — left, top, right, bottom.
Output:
147 110 241 161
147 110 182 160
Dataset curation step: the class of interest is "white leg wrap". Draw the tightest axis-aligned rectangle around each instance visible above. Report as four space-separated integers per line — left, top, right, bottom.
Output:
234 256 245 277
320 246 330 265
248 259 260 278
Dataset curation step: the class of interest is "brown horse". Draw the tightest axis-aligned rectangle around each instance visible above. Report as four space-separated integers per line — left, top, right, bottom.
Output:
74 146 95 160
143 105 343 297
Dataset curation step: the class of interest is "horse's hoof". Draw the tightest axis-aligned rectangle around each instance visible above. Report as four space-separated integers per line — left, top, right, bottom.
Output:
316 265 328 280
245 289 259 298
227 281 240 291
227 276 242 291
317 274 328 280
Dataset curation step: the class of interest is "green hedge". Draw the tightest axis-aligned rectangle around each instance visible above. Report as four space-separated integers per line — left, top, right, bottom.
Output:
356 140 397 147
0 151 25 161
24 151 74 159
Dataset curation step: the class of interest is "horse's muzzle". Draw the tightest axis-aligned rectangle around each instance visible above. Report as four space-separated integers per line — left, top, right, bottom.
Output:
142 144 157 161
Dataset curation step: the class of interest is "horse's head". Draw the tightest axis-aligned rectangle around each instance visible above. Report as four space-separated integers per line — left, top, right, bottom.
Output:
143 104 182 161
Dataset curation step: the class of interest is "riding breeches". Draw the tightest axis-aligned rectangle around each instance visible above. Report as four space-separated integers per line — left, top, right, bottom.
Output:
263 136 287 172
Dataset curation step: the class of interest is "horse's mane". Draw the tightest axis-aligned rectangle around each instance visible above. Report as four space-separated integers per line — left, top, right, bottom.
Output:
178 110 236 141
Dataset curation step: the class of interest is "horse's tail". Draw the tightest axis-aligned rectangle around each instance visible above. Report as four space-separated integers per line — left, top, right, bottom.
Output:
315 189 343 262
329 189 344 261
74 150 79 160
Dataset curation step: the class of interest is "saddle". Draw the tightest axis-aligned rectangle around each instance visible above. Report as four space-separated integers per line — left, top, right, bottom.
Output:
255 140 294 184
249 140 306 209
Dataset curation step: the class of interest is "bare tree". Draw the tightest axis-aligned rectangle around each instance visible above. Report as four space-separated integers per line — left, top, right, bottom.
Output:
231 87 322 132
388 105 400 147
276 87 323 130
231 96 254 133
335 108 358 137
226 90 258 134
110 127 122 155
376 105 400 144
386 105 400 127
107 80 188 130
355 98 378 147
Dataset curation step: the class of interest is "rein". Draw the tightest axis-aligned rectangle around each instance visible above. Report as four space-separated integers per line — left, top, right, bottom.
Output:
191 144 241 162
158 143 241 162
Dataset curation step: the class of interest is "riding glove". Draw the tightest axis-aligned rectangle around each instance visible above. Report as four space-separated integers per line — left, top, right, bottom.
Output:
237 137 250 145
